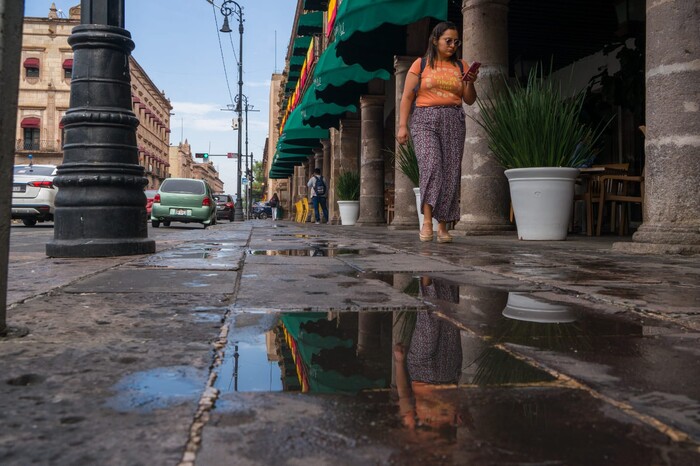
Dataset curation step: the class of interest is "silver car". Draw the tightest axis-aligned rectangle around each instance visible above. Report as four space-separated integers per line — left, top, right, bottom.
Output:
12 164 58 226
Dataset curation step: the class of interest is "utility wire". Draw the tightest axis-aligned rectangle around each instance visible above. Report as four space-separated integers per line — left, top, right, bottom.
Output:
211 1 235 108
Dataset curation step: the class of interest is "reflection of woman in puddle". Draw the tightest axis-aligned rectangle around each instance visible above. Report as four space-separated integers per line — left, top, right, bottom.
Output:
394 277 465 434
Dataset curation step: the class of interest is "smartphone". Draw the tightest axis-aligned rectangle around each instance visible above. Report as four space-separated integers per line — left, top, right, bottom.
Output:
462 61 481 81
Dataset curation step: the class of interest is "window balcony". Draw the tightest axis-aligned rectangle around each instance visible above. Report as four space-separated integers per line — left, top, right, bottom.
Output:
16 139 62 153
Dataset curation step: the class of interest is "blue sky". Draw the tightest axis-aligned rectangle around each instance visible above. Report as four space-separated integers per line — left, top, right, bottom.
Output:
24 0 298 195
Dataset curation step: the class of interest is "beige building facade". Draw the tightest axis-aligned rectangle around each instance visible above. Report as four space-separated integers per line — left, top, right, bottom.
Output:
264 74 287 209
192 162 224 193
168 140 195 179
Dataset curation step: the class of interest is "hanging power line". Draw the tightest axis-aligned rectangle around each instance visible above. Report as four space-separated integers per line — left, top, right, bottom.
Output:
211 1 235 108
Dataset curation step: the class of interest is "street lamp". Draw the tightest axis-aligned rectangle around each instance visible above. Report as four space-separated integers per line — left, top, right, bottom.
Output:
46 0 155 257
220 1 245 221
237 94 259 218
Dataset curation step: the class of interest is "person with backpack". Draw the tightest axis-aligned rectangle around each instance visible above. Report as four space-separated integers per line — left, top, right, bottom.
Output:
396 21 480 243
268 192 280 220
307 167 329 224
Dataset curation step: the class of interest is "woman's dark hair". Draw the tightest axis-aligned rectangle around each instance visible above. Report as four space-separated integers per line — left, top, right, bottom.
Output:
424 21 460 69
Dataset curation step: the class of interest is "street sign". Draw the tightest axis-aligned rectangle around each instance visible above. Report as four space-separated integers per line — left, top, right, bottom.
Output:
241 177 248 185
227 152 237 158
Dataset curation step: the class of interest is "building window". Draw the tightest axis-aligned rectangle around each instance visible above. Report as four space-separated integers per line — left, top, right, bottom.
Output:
23 58 40 79
23 128 40 150
21 117 41 150
63 59 73 80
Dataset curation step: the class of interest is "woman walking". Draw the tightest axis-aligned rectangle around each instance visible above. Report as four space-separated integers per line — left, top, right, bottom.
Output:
269 192 279 221
397 21 479 243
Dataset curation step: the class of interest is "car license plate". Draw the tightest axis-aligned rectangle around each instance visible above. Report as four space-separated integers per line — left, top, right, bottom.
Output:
171 208 190 216
12 185 25 193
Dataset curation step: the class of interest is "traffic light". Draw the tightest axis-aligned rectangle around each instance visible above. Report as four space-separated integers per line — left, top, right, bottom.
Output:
203 152 209 160
194 152 210 159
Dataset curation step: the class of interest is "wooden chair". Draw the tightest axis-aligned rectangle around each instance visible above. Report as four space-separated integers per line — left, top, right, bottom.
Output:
573 163 629 236
596 168 645 236
385 187 395 225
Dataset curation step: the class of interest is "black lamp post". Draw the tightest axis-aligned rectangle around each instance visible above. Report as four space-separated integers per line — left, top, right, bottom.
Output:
220 1 245 221
46 0 155 257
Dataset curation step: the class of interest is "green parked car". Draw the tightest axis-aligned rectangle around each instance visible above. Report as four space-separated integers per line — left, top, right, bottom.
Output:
151 178 217 228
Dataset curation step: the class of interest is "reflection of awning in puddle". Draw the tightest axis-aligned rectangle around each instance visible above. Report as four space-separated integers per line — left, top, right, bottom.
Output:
280 313 387 393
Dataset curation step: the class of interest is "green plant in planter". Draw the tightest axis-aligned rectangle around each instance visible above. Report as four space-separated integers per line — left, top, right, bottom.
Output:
335 170 360 201
387 138 419 187
474 64 609 169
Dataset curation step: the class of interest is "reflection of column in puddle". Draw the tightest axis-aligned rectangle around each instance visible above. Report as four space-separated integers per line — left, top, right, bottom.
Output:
457 285 509 383
357 312 382 358
392 274 418 387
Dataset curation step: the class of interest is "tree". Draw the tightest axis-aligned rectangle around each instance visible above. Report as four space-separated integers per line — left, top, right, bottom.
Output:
251 161 264 202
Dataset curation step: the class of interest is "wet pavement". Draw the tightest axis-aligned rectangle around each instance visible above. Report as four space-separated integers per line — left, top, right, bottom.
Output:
1 220 699 465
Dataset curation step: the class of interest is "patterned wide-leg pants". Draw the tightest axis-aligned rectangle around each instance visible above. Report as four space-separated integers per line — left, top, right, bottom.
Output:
410 106 465 223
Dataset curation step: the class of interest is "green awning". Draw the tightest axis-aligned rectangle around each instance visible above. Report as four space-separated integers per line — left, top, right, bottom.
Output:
299 91 357 130
292 36 313 56
278 140 319 155
269 169 293 179
333 0 447 72
334 0 446 43
303 0 328 11
279 104 329 146
289 56 304 72
296 11 323 36
312 39 390 107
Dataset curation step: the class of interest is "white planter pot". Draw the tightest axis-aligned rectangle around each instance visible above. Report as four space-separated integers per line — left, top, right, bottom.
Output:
337 200 359 226
502 292 576 323
412 187 438 231
505 167 579 241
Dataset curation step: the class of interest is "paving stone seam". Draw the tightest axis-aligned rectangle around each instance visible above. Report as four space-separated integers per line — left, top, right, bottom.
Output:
178 227 252 466
6 257 135 310
493 342 700 449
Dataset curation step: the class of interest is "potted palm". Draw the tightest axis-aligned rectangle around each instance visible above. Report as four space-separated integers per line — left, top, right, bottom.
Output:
390 138 437 231
335 170 360 225
474 65 607 240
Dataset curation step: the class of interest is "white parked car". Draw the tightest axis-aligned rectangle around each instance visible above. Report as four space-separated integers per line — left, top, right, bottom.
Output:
12 164 58 226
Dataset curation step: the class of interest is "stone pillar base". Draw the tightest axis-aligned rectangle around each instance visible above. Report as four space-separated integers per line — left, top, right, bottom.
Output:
355 220 385 227
388 215 418 230
613 224 700 255
454 221 514 236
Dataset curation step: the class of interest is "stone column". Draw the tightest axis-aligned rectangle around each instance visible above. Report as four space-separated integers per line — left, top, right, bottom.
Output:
389 56 419 230
322 139 333 221
454 0 513 235
614 0 700 254
313 148 323 171
356 95 386 226
338 119 361 174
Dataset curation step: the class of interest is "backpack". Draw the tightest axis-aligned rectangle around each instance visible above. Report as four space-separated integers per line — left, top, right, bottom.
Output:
314 175 327 197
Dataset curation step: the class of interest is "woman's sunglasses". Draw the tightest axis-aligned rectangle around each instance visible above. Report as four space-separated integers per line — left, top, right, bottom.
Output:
442 38 461 47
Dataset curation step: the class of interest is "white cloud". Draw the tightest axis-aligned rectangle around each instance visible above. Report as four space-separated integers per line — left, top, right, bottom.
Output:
190 118 239 132
171 102 221 116
246 80 272 88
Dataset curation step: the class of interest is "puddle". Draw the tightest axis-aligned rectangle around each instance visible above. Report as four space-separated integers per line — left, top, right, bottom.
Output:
106 366 206 412
214 309 554 396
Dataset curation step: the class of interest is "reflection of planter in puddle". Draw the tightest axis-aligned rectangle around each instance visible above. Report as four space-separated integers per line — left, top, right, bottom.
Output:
503 293 576 323
496 293 592 353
